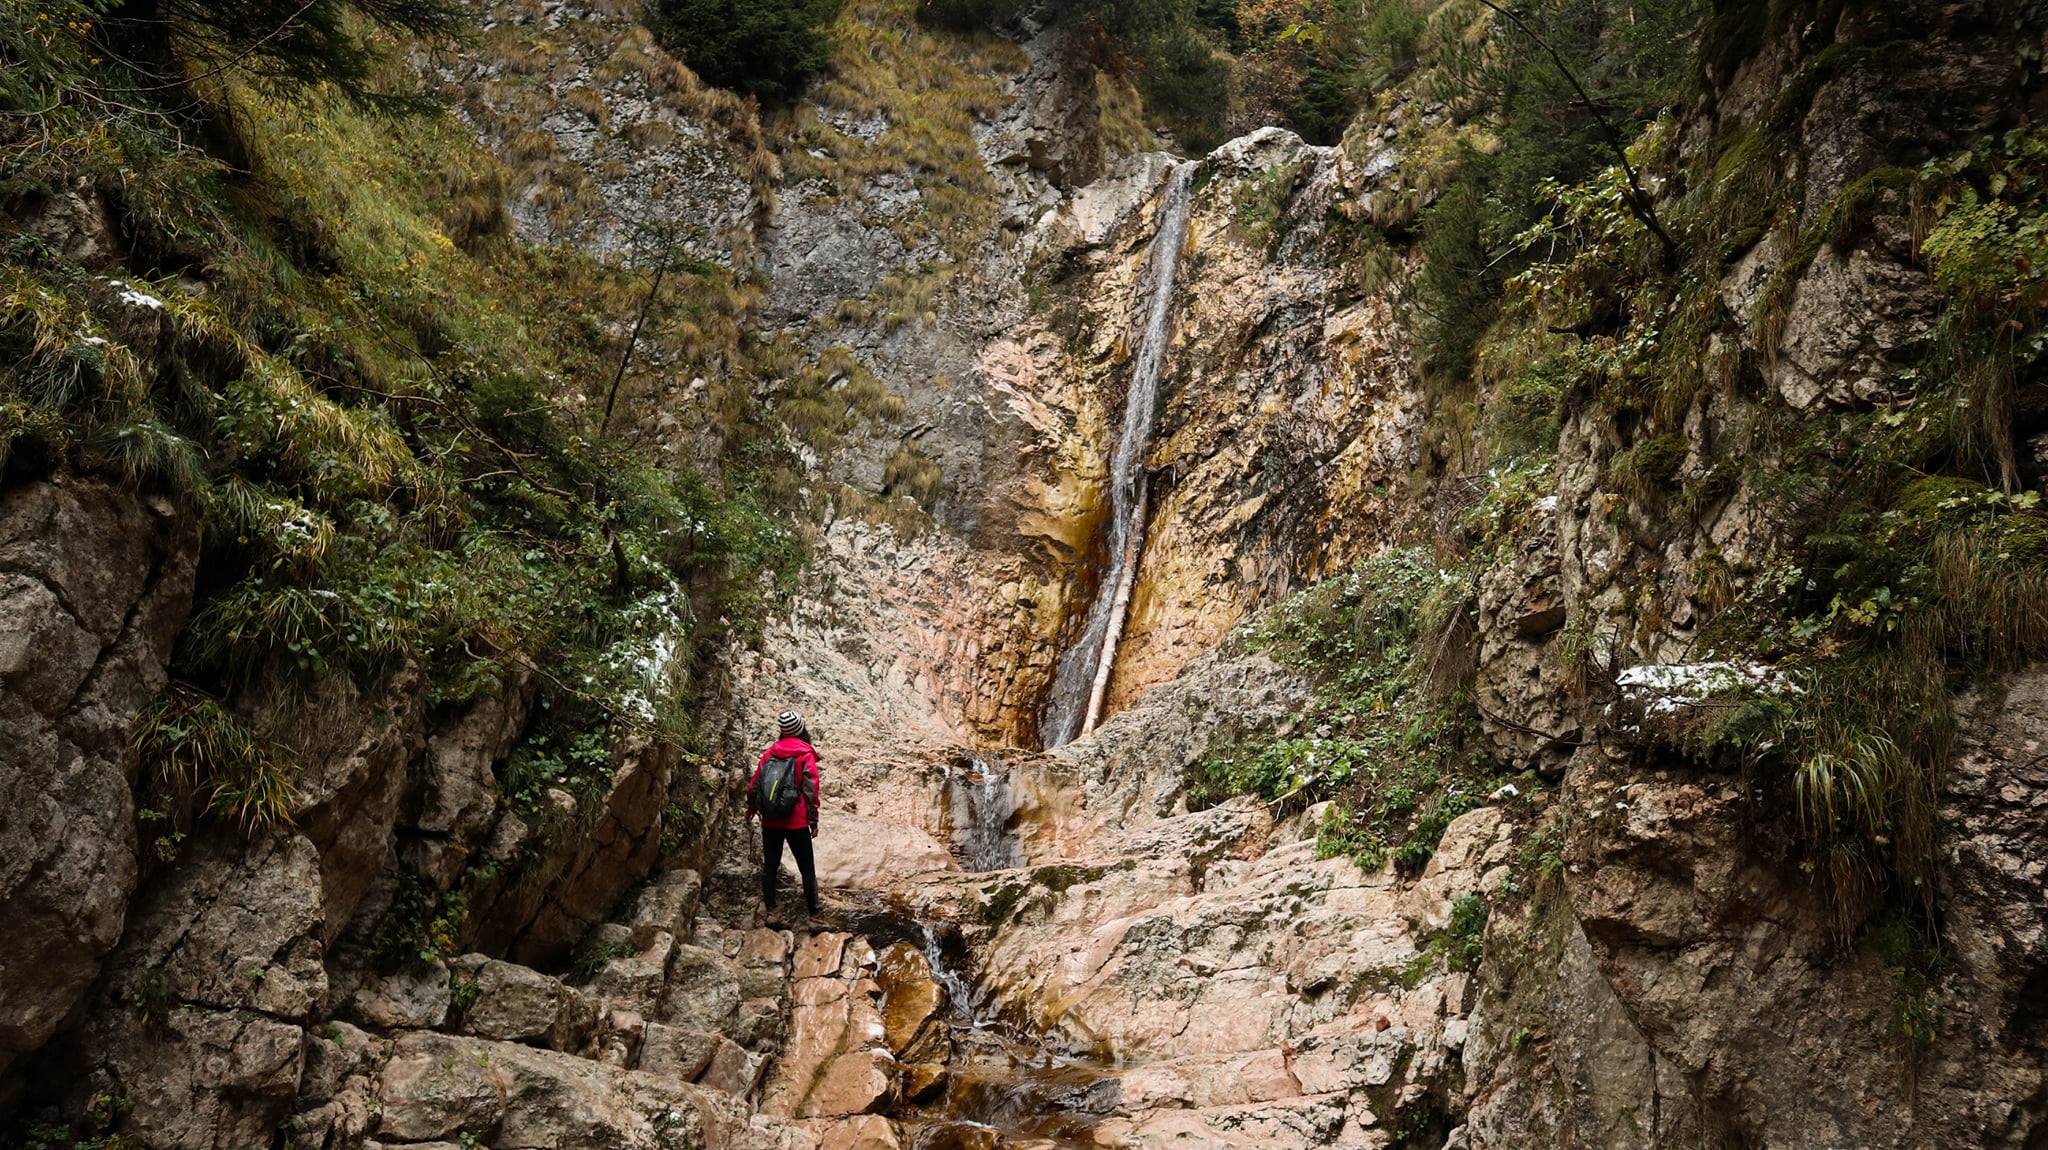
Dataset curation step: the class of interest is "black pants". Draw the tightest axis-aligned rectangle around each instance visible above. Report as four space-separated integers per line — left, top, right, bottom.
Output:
761 826 819 913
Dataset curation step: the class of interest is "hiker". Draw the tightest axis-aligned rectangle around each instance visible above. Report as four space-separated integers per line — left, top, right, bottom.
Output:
747 709 821 923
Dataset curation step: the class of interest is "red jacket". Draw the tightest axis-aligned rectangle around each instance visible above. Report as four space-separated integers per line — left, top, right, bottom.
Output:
749 738 820 830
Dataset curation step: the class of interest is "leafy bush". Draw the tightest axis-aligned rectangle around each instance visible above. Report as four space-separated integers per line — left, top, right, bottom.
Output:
1411 0 1704 381
917 0 1020 30
650 0 846 101
1441 893 1489 970
380 872 470 969
1193 547 1499 872
134 687 295 837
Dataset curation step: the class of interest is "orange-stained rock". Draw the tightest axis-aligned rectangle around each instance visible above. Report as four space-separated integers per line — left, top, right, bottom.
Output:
874 943 945 1056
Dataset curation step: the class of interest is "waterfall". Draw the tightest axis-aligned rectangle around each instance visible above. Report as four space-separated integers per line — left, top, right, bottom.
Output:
946 756 1022 872
1041 160 1198 749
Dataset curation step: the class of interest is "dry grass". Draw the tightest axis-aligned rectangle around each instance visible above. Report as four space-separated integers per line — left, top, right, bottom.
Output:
883 444 943 506
774 0 1023 326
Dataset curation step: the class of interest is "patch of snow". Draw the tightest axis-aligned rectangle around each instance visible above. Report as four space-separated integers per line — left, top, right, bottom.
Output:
1613 660 1796 717
103 278 165 310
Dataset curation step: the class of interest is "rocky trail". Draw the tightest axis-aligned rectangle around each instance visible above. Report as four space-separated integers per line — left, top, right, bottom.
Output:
629 636 1505 1149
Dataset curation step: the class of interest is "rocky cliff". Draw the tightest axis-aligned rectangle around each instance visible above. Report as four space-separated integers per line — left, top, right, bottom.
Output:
4 0 2047 1147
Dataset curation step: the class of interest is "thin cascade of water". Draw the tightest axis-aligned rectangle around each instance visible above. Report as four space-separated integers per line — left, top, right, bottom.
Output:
1041 160 1198 749
946 757 1022 872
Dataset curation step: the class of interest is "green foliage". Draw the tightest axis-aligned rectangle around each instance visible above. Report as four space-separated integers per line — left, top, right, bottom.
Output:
449 972 481 1014
1233 160 1305 247
1411 0 1704 382
1605 432 1685 498
1485 357 1567 461
650 0 846 101
502 712 617 816
7 1093 138 1150
1194 547 1500 872
1869 910 1948 1049
1441 892 1489 970
134 686 296 844
1595 125 2048 924
1413 177 1496 380
1078 0 1233 149
916 0 1021 30
569 935 634 983
380 872 470 969
3 0 463 118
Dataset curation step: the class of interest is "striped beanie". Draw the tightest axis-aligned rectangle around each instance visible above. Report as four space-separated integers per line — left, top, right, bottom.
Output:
778 710 806 739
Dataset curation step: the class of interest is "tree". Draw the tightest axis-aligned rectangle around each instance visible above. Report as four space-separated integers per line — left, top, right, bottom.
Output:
649 0 845 103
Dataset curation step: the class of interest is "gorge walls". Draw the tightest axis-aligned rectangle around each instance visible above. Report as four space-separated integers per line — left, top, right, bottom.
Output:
4 0 2048 1146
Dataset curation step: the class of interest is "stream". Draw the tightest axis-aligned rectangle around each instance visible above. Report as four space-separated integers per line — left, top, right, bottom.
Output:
886 758 1123 1148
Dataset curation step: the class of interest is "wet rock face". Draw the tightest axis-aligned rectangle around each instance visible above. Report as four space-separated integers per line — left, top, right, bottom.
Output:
738 128 1427 746
1102 129 1424 712
0 480 196 1085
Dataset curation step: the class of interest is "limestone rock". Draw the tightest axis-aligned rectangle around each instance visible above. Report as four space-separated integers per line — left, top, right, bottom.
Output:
81 1005 303 1150
351 960 453 1030
453 956 599 1052
0 480 195 1079
375 1031 712 1149
639 1022 719 1080
659 943 744 1033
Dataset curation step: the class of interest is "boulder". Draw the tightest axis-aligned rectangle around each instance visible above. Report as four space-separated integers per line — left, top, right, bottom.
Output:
583 922 676 1016
658 944 743 1033
374 1031 711 1149
639 1023 719 1080
453 956 599 1052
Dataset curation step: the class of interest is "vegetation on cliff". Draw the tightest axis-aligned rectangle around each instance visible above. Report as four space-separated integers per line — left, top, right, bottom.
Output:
649 0 846 101
1189 547 1497 874
1397 0 2048 952
1 3 798 852
1170 1 2047 1035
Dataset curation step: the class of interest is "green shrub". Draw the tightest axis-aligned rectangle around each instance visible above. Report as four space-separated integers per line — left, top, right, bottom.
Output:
380 872 469 969
1197 548 1499 871
1441 893 1488 970
917 0 1020 30
1077 0 1232 150
1487 357 1568 461
650 0 846 101
134 686 296 840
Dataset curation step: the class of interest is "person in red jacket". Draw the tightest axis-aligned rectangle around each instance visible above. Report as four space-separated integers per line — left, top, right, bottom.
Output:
747 710 821 923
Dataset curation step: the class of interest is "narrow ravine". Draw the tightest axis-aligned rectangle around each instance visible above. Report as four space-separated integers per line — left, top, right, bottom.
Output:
1041 160 1199 749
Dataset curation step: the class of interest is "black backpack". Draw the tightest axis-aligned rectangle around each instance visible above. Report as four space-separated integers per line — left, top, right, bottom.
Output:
754 755 803 820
